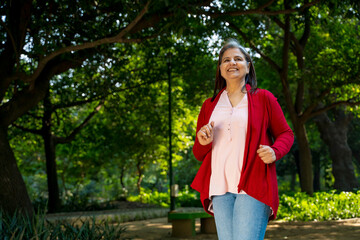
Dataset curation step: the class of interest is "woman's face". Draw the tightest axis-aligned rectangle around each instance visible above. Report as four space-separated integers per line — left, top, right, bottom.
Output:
220 48 249 83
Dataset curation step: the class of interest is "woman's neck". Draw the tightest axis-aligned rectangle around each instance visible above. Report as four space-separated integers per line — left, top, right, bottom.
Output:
226 79 245 95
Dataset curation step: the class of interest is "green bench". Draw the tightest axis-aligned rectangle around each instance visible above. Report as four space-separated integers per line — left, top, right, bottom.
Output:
168 211 217 237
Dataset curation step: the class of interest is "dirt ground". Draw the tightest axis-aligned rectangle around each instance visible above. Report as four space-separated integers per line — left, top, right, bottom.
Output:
122 217 360 240
46 201 360 240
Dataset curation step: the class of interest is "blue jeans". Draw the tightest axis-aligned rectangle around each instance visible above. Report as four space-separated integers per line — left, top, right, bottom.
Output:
212 192 271 240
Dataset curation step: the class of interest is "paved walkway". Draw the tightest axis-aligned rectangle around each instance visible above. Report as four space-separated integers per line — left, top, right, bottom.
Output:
46 207 169 223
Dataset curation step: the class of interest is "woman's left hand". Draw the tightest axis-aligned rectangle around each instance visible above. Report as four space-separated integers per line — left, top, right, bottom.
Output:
257 145 276 164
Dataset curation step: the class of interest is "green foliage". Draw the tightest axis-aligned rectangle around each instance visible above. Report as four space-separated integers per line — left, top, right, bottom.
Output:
127 186 202 208
128 188 170 208
0 211 125 240
278 191 360 221
128 189 360 222
176 186 202 208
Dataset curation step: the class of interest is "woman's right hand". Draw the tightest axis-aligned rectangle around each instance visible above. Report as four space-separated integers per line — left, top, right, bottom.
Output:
197 121 214 145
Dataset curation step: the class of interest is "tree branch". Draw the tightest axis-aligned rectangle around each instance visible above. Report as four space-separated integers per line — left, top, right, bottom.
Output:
0 17 18 66
0 56 84 127
25 111 43 120
304 98 360 121
268 0 311 52
55 100 104 144
11 123 41 135
52 74 164 144
299 0 311 47
294 3 311 115
0 0 33 103
257 0 276 10
271 17 302 54
199 0 321 18
5 1 151 86
53 75 162 110
53 97 104 110
278 2 299 127
228 21 281 72
301 88 331 119
281 13 290 91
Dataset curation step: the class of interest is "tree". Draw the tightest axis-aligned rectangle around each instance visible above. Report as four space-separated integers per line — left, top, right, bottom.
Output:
11 43 137 212
314 108 359 190
305 1 360 190
14 90 104 212
0 0 163 216
0 0 325 216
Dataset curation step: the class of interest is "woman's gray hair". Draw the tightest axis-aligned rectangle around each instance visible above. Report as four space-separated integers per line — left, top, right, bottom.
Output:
212 39 257 101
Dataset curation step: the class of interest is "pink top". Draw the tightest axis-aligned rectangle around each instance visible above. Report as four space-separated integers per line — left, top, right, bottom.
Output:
209 90 248 198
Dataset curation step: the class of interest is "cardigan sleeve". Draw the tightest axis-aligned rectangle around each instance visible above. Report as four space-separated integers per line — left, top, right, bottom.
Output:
192 99 213 162
266 91 294 161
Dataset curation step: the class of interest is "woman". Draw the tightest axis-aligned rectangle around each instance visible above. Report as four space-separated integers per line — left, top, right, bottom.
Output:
191 39 294 240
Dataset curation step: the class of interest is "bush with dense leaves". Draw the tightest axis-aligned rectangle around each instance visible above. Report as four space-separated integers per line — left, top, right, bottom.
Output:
277 190 360 221
129 189 360 222
0 211 125 240
127 186 202 208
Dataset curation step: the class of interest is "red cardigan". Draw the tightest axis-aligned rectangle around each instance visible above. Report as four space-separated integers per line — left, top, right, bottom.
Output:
191 85 294 220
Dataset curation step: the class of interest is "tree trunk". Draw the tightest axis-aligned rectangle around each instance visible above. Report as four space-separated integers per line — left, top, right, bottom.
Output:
280 9 313 195
136 162 143 195
313 151 321 192
353 150 360 172
120 166 126 189
294 123 314 195
42 92 61 213
43 133 61 213
292 149 301 191
314 109 359 191
0 126 33 216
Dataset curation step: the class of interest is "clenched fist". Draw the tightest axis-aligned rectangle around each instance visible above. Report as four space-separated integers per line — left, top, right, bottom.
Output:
197 121 214 146
257 145 276 164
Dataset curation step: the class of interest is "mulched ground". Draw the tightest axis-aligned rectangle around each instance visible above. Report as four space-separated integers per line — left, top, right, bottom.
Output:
122 217 360 240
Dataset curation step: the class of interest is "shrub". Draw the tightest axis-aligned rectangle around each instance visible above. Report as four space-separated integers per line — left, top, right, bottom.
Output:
0 210 125 239
127 188 170 208
129 189 360 222
176 186 202 208
127 186 202 208
277 190 360 221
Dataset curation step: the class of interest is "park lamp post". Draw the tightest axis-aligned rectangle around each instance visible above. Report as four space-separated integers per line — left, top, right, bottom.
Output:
167 52 177 212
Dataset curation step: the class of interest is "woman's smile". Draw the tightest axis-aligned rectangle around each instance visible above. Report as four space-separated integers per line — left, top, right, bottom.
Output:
220 48 249 82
